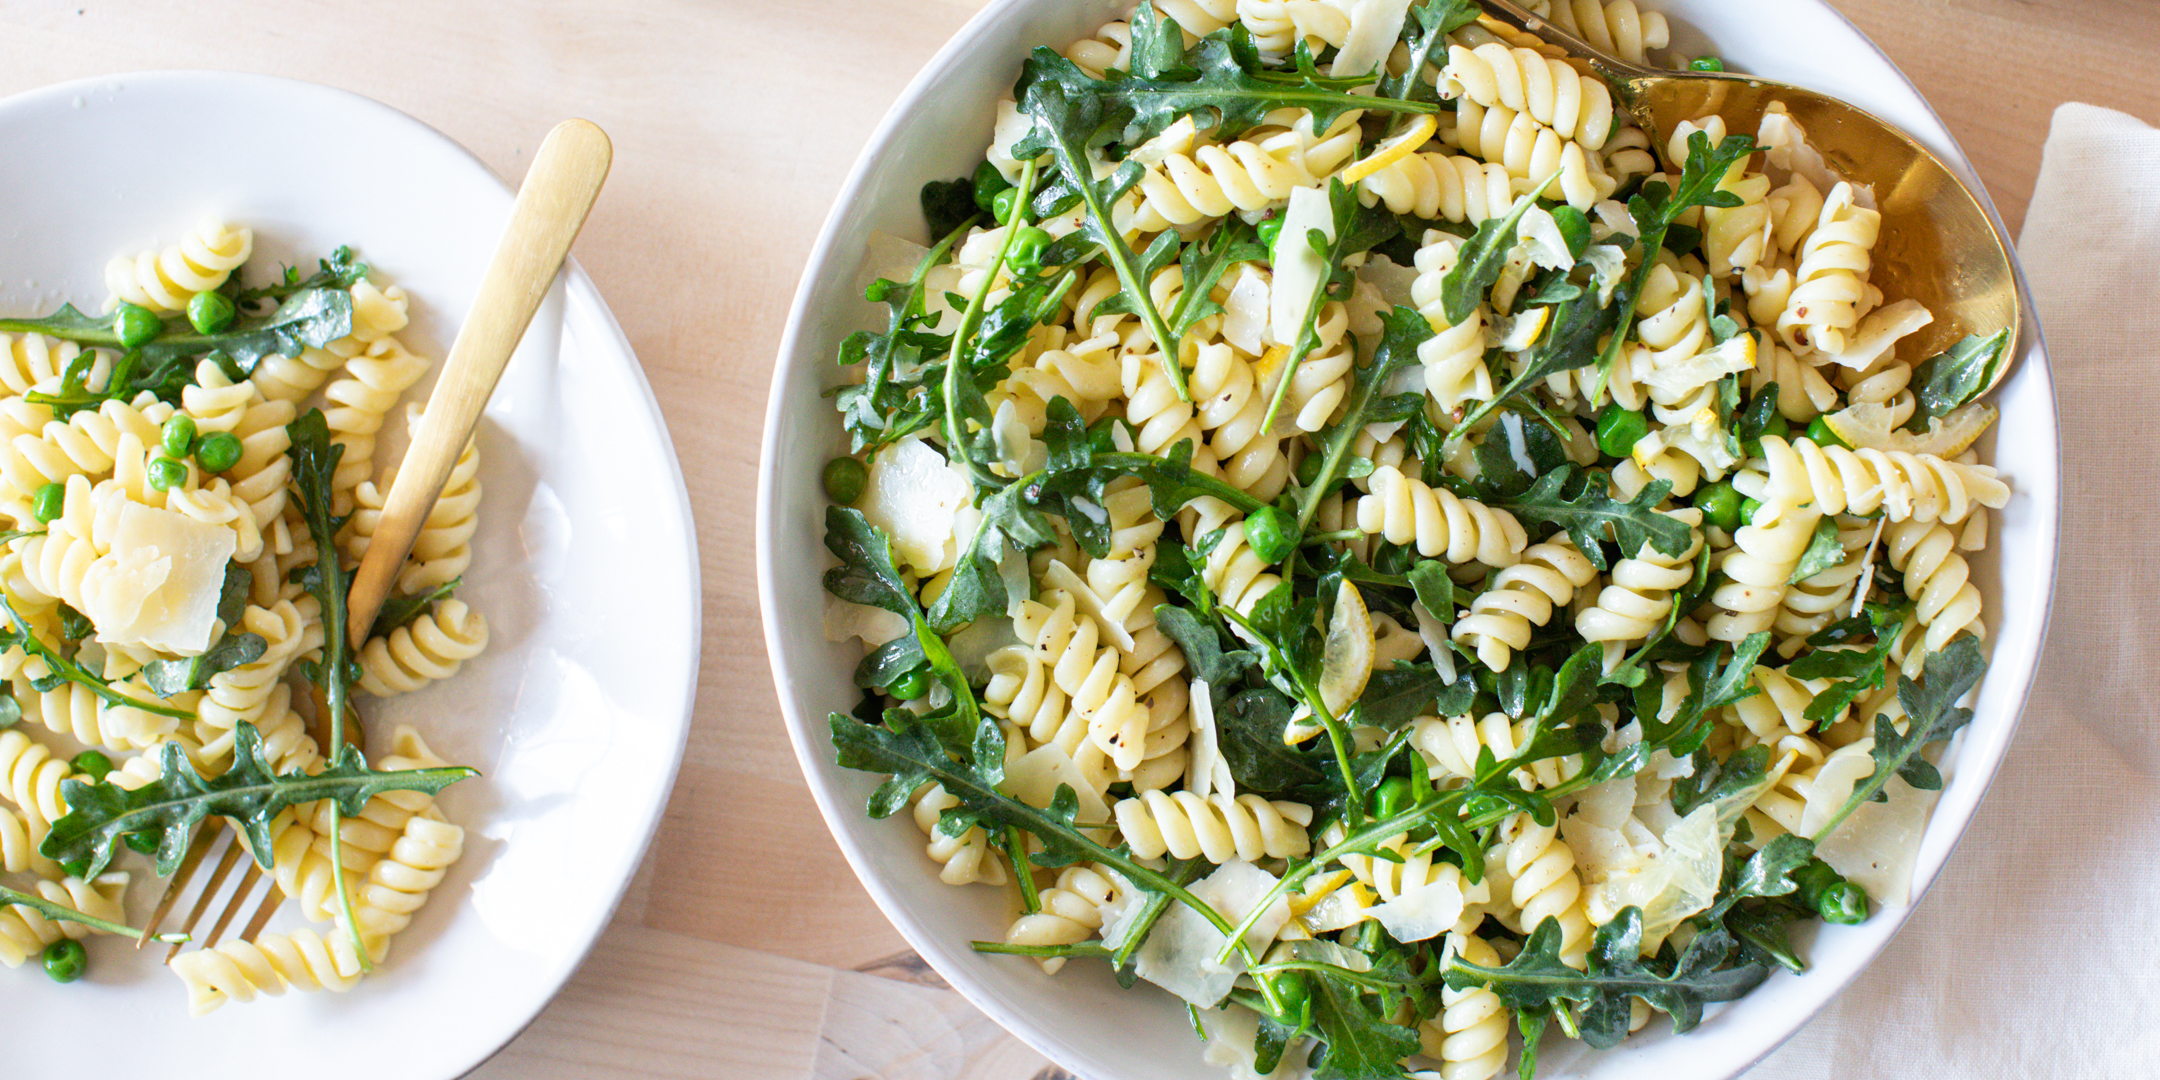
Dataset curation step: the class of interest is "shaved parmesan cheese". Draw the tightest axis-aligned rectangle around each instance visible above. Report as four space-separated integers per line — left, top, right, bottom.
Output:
1100 860 1291 1007
1368 869 1474 942
945 615 1019 685
1800 740 1877 837
1269 184 1337 347
1585 803 1721 950
1514 207 1575 272
1188 679 1235 801
1813 772 1936 907
1330 0 1414 77
1584 244 1628 304
1198 1005 1313 1080
1821 298 1933 371
80 501 236 655
1411 602 1455 683
823 595 909 646
860 438 970 574
999 743 1112 837
1643 331 1757 398
1222 265 1271 356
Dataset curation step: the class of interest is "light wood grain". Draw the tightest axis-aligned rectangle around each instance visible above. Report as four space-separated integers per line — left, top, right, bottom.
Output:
0 1 2147 1077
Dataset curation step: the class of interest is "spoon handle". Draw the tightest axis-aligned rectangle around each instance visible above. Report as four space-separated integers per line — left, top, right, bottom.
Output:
345 118 613 647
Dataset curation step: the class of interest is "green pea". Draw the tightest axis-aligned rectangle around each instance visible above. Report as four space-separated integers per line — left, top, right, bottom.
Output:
1257 216 1284 256
148 455 188 492
887 669 930 701
1694 480 1742 532
971 161 1013 215
1370 776 1413 821
113 302 161 348
1268 970 1312 1023
1690 56 1726 72
124 830 160 856
43 938 86 983
194 431 243 474
1243 506 1300 565
32 482 64 524
992 187 1022 226
822 457 869 505
1739 496 1763 524
1816 881 1870 924
69 750 113 782
1594 403 1650 459
187 290 236 335
1804 416 1849 450
161 415 199 459
1006 226 1052 275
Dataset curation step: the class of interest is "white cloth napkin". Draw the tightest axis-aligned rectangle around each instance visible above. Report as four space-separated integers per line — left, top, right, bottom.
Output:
1744 102 2160 1079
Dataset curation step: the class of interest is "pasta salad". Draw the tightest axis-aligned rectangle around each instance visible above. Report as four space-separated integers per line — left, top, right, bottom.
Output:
818 2 2012 1077
0 218 488 1014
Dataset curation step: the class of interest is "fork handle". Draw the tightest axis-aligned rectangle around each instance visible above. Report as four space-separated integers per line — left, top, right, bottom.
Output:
344 118 613 647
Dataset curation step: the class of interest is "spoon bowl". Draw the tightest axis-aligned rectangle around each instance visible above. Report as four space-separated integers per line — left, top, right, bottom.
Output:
1478 0 2022 388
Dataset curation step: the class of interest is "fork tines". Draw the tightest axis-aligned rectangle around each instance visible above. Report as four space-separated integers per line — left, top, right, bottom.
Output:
139 818 287 962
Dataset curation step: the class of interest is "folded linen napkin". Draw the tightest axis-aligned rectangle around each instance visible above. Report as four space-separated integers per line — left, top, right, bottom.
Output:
1746 102 2160 1079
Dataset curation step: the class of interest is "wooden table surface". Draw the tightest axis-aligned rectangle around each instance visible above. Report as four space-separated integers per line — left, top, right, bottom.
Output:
1 2 2151 1077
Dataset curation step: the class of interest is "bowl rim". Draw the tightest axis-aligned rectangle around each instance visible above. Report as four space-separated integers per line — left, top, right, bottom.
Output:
756 1 2062 1075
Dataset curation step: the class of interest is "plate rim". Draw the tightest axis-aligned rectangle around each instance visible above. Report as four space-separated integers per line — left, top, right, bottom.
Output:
0 67 705 1079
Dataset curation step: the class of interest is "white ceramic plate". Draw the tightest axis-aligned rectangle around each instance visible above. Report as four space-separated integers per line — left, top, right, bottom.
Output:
0 72 700 1077
760 3 2060 1078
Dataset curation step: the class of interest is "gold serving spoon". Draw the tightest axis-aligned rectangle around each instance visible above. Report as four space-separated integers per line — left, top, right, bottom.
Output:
1472 0 2021 390
344 118 613 647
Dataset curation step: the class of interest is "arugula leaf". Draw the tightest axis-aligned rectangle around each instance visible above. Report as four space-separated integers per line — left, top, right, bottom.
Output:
1445 911 1769 1050
1471 411 1571 501
1669 744 1771 820
1590 131 1757 401
1015 28 1437 153
1 882 177 941
1155 604 1256 685
1813 636 1985 837
233 246 370 306
832 231 963 453
1405 559 1462 621
1438 187 1545 325
0 594 193 720
1294 306 1435 530
1447 289 1618 454
1376 0 1480 102
141 632 267 698
1358 661 1472 730
1786 515 1845 584
369 576 462 641
1017 79 1187 398
1911 329 2012 421
1495 465 1693 570
139 287 353 373
1704 832 1815 922
41 723 476 879
1638 632 1770 756
1216 687 1333 798
1165 217 1266 343
823 506 979 745
1260 178 1401 432
920 177 979 240
1301 949 1423 1080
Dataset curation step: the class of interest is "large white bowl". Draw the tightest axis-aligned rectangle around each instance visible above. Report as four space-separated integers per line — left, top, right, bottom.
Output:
0 72 701 1078
758 4 2060 1077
